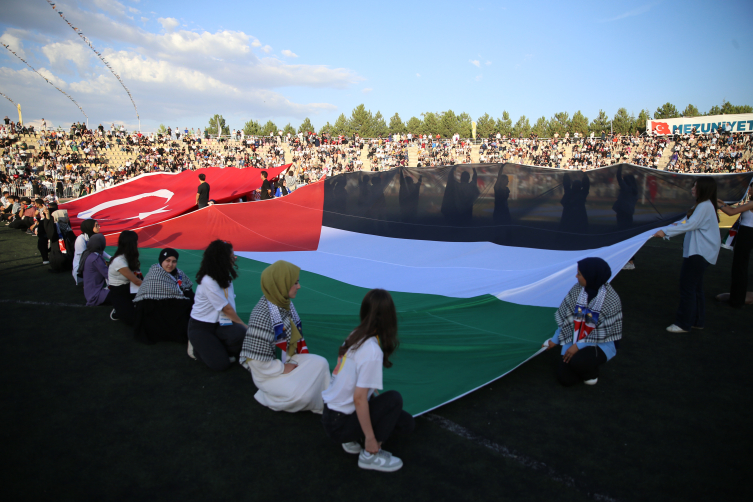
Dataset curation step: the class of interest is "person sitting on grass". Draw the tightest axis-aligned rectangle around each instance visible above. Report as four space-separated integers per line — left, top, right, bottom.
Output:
240 260 331 414
133 248 194 345
107 230 142 324
82 233 110 307
321 289 415 472
187 240 247 371
42 208 76 272
544 257 622 387
73 219 110 285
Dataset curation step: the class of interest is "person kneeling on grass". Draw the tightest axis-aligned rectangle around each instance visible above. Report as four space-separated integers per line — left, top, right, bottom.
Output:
321 289 415 472
543 257 622 387
240 260 330 413
133 248 194 345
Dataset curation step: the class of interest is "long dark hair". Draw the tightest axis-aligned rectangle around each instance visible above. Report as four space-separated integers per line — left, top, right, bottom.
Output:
111 230 140 271
687 177 719 222
196 240 237 289
339 289 399 368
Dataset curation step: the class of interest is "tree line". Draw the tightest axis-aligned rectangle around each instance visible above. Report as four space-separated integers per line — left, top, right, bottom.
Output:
170 100 752 139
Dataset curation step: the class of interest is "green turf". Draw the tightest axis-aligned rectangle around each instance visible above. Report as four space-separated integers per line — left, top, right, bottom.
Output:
1 225 751 501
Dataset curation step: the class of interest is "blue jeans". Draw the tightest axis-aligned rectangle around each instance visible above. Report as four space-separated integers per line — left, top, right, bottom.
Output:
674 255 710 330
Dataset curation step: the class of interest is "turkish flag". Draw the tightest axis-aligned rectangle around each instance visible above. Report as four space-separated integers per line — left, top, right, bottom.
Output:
61 165 290 235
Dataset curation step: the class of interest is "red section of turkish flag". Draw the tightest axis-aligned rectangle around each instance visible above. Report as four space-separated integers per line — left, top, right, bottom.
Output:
61 165 291 235
104 180 324 252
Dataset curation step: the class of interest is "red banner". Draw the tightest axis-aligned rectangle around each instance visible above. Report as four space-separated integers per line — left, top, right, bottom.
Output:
61 165 290 235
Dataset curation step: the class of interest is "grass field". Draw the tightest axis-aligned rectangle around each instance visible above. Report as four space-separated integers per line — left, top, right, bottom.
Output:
1 224 751 502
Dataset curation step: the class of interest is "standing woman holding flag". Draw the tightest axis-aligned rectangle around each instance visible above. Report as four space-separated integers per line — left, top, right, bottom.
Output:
716 178 753 308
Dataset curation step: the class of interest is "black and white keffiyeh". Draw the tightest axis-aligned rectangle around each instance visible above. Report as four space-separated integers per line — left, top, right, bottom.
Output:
555 283 622 345
241 295 306 363
134 263 193 302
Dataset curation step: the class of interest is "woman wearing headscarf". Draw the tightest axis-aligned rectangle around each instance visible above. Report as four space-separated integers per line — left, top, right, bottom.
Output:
82 233 110 307
72 219 110 285
42 208 76 272
133 248 194 344
240 260 330 413
544 257 622 386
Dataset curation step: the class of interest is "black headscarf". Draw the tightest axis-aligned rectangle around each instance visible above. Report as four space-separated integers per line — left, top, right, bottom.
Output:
159 248 179 275
80 219 97 238
577 257 612 302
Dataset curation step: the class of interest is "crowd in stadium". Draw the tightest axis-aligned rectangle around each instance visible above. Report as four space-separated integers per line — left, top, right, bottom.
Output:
2 117 751 200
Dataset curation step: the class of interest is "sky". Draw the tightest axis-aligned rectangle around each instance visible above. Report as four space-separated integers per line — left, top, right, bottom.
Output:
0 0 752 132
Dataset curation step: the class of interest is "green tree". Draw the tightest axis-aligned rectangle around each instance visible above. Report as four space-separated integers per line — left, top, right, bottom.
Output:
438 110 458 138
243 119 262 136
720 100 753 114
706 104 722 116
319 122 333 136
332 113 351 136
476 113 495 138
349 104 373 137
531 116 549 137
548 112 570 137
497 111 513 137
512 115 531 137
282 123 296 136
206 114 230 136
682 104 700 117
298 117 315 134
570 110 589 136
406 116 422 134
612 108 634 135
388 113 406 134
421 112 440 137
635 109 651 134
589 109 611 134
456 112 473 137
261 120 278 136
654 102 680 119
156 124 167 135
372 111 388 137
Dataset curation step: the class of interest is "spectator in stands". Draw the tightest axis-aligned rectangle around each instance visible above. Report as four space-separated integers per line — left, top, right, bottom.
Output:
133 248 195 344
544 257 622 386
321 289 414 472
107 230 142 324
654 178 720 333
187 240 247 371
82 233 111 307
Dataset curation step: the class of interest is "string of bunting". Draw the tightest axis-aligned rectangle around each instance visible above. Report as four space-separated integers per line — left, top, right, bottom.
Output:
0 91 15 105
1 43 88 119
46 1 140 121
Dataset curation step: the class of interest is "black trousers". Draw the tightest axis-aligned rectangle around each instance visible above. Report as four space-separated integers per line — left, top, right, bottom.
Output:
109 284 136 325
729 225 752 308
322 390 415 444
37 235 49 261
557 346 608 386
674 255 711 330
187 318 246 371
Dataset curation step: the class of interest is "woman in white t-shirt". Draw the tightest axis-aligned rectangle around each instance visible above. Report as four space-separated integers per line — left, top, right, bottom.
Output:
717 178 753 308
187 240 247 371
321 289 414 472
107 230 142 324
73 219 110 285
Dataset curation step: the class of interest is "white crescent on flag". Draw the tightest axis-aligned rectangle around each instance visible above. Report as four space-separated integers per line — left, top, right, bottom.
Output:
76 189 174 221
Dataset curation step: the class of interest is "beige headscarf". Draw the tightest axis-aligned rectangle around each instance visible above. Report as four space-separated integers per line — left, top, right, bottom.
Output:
52 209 69 223
260 260 302 357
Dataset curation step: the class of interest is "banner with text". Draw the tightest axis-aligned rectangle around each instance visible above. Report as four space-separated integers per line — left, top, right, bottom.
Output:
648 113 753 135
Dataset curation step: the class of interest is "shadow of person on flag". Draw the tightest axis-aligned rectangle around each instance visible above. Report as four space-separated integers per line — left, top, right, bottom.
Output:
398 170 422 223
441 165 479 225
560 171 590 234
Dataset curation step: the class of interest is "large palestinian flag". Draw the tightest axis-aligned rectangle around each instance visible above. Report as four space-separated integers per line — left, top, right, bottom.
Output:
61 165 290 235
105 164 752 415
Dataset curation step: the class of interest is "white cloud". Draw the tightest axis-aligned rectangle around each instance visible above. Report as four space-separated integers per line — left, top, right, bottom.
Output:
41 40 93 75
0 31 27 59
157 17 180 33
261 45 273 54
251 39 262 48
469 59 480 68
281 49 298 58
416 73 420 77
600 3 656 22
362 87 372 93
128 7 140 14
485 60 491 66
140 17 148 23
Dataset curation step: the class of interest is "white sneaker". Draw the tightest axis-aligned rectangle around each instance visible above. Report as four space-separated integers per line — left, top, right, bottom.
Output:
110 309 119 321
342 442 362 454
584 378 598 386
622 262 635 270
358 449 403 472
187 341 197 360
666 324 689 333
42 261 50 265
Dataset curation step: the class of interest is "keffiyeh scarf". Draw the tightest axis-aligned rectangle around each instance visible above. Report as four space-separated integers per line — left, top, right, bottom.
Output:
555 283 622 345
134 263 193 302
241 295 309 364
